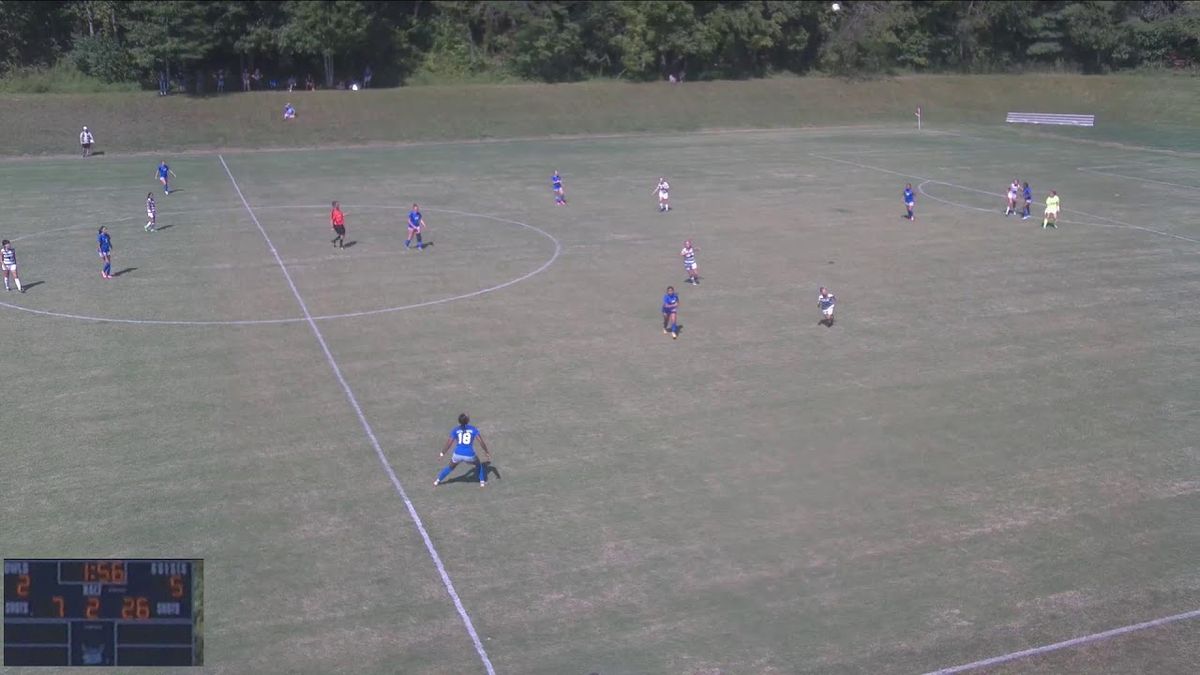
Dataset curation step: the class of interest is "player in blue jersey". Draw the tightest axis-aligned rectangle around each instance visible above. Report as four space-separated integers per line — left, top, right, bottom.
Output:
435 414 492 488
903 183 916 221
1021 182 1033 220
156 161 176 195
662 285 679 339
552 170 566 206
405 203 425 250
97 226 113 279
145 193 158 232
818 287 836 327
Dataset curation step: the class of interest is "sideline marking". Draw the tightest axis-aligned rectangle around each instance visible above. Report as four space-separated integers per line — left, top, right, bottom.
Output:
924 607 1200 674
813 153 1200 246
1076 166 1200 193
218 155 496 674
0 204 561 325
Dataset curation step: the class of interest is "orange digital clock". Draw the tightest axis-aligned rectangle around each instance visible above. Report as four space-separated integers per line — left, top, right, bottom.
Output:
82 560 127 584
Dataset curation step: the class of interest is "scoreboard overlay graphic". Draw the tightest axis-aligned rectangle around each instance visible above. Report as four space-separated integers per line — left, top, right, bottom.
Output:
4 559 204 667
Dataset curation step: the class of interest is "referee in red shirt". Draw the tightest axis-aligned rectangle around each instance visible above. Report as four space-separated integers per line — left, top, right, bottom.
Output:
330 201 345 249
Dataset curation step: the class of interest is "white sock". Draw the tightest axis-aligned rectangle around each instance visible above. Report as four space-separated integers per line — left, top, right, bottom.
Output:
14 277 20 290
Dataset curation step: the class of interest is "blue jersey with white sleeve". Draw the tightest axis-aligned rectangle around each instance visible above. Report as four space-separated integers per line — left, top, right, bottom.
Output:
904 187 915 204
450 425 481 458
552 173 563 190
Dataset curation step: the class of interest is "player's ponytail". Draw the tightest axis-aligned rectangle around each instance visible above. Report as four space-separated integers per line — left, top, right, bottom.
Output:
458 413 469 428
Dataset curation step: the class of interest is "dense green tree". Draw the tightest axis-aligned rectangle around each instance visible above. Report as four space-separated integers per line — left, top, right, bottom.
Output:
1 1 1196 90
279 1 369 87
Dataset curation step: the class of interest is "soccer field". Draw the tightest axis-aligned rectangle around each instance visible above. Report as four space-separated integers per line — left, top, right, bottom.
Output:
2 125 1198 674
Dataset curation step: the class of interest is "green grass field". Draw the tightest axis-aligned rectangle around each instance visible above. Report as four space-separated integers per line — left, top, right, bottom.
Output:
2 73 1199 157
2 79 1200 674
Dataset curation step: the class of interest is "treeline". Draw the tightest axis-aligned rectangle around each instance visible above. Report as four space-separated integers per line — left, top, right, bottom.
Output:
1 1 1198 91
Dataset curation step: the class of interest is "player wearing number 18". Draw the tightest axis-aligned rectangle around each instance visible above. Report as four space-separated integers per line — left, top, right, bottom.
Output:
435 414 492 487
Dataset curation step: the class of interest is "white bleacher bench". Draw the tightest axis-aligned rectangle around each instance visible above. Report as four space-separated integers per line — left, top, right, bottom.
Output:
1006 112 1095 127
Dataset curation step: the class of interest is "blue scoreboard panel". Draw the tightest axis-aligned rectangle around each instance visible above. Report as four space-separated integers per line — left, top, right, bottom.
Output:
4 559 203 667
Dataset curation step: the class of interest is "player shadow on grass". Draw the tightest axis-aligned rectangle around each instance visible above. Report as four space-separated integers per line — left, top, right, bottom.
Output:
111 267 136 277
342 240 357 249
18 281 45 292
153 224 174 231
441 463 501 486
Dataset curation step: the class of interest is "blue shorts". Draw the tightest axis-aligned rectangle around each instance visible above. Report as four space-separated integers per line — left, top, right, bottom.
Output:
98 249 111 257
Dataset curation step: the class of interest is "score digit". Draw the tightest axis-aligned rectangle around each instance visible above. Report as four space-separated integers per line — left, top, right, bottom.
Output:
170 575 184 599
52 595 65 618
16 573 30 598
86 597 100 619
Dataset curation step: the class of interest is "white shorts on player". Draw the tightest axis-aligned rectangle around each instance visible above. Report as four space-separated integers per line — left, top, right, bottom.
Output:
654 178 671 212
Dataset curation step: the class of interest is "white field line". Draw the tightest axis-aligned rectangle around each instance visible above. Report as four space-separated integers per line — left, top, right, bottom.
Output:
923 608 1200 674
0 204 560 326
218 155 497 675
1076 166 1200 192
811 153 1200 246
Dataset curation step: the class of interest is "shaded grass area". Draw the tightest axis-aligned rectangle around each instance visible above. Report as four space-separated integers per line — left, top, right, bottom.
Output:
1 73 1198 158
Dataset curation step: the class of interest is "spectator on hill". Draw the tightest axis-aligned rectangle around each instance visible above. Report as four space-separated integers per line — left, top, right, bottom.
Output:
305 74 315 91
283 102 296 120
158 71 168 96
363 65 373 89
252 68 263 89
216 69 225 93
287 75 297 92
242 68 251 92
79 126 94 157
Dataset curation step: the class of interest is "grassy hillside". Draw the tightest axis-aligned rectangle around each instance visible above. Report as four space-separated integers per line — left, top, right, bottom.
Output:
0 73 1197 156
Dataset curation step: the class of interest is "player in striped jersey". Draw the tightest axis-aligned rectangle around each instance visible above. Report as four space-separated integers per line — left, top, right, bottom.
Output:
1005 179 1020 216
818 287 836 327
654 177 671 212
2 240 23 292
681 240 699 285
145 193 158 232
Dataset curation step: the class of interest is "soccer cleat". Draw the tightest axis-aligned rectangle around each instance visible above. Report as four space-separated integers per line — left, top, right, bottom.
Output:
19 287 24 293
433 479 440 487
663 328 670 334
672 331 678 339
480 481 486 488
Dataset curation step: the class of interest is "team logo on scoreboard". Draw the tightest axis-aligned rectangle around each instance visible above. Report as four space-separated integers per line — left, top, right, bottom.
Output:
81 642 108 665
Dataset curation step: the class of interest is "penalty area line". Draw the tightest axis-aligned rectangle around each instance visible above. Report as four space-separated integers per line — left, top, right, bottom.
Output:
217 154 497 675
923 607 1200 674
